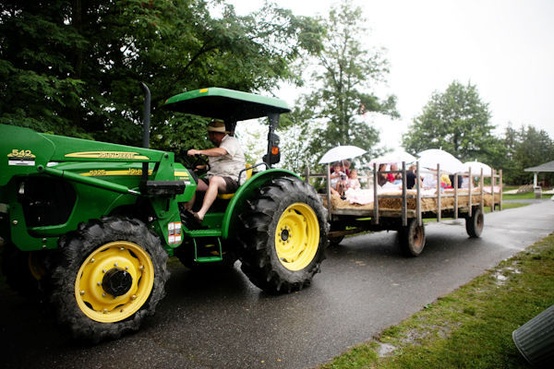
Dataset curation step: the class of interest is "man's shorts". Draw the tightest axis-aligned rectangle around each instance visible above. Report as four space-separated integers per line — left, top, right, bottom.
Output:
200 176 239 193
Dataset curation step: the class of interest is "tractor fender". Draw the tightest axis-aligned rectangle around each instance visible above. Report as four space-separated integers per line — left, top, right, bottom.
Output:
221 168 301 239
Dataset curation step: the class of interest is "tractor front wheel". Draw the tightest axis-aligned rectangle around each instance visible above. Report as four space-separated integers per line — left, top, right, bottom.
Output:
238 177 328 294
50 217 169 342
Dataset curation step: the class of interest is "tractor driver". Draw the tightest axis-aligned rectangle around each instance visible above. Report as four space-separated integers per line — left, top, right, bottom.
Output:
186 119 245 223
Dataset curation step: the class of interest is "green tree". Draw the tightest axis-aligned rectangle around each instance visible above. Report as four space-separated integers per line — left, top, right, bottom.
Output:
280 0 397 172
0 0 321 152
151 1 324 156
402 81 496 162
0 0 89 137
501 125 554 185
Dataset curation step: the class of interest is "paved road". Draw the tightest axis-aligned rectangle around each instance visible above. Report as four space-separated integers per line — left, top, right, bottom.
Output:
1 200 553 369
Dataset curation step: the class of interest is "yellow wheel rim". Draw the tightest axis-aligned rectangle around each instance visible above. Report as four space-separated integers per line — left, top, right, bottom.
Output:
275 202 320 271
74 241 155 323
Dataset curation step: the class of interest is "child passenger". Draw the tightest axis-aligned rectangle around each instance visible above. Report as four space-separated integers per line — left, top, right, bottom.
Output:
348 169 361 190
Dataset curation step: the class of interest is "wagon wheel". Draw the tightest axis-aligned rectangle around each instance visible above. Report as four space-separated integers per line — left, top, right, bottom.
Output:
328 221 348 246
398 219 426 257
466 207 484 238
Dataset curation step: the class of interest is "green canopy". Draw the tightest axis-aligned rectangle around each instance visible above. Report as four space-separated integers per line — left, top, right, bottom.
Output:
162 87 290 122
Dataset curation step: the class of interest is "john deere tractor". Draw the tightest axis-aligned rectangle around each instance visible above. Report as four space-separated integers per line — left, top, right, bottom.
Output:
0 86 328 342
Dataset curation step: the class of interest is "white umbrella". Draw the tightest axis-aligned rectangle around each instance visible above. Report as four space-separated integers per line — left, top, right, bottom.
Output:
319 145 367 164
463 161 493 176
417 149 465 174
368 149 416 166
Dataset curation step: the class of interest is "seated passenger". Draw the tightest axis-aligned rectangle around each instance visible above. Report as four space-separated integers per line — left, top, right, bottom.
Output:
330 162 349 199
329 162 342 190
348 169 361 190
422 171 438 190
406 165 417 189
440 173 452 189
377 164 388 187
390 163 402 185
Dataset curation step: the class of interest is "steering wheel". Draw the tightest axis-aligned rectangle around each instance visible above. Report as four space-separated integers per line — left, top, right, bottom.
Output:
190 154 210 174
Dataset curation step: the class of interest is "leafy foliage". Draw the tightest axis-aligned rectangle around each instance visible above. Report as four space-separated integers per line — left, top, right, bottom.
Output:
4 1 551 185
500 125 554 185
280 0 397 172
402 81 554 185
402 81 497 162
401 80 554 185
0 0 320 152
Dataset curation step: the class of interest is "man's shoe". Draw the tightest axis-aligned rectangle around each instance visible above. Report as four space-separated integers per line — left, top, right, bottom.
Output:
181 209 206 230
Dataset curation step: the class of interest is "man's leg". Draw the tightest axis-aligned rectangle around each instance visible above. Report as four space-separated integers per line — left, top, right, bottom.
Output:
185 179 208 211
196 176 227 220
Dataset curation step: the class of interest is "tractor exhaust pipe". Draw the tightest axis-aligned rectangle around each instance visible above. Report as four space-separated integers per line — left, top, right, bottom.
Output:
140 83 151 185
141 82 151 149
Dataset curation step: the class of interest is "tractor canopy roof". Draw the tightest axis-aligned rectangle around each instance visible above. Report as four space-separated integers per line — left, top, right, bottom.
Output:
162 87 290 122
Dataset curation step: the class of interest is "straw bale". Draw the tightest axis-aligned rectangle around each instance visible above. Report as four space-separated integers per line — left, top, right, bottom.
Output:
326 190 499 213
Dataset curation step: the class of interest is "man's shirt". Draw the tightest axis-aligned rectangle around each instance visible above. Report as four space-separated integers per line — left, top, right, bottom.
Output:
208 135 246 178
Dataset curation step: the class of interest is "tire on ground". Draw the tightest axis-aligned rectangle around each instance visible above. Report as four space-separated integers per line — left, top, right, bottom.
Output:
328 221 347 246
398 218 426 257
466 207 484 238
50 217 169 343
237 177 328 294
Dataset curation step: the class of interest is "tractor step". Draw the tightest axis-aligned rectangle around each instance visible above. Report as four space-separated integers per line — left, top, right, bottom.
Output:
195 255 223 263
193 236 223 263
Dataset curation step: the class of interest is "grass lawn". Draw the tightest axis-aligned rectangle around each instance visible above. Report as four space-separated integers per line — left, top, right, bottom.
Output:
317 233 554 369
501 188 552 210
503 192 541 200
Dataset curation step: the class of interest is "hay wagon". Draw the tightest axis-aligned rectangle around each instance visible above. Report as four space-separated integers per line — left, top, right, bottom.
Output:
305 163 502 256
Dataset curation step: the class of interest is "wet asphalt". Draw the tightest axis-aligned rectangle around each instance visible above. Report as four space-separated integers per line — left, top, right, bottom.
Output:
1 199 553 369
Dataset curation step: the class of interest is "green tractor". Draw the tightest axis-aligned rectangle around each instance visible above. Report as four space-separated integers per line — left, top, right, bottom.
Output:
0 86 328 342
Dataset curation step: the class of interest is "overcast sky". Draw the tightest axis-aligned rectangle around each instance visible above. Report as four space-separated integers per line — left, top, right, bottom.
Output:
229 0 554 150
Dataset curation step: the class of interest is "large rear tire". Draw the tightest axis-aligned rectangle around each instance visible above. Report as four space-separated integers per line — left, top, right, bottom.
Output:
238 177 328 294
50 217 169 343
398 219 426 257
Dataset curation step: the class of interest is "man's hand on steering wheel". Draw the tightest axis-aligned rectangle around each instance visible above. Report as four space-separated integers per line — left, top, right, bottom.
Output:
186 149 210 173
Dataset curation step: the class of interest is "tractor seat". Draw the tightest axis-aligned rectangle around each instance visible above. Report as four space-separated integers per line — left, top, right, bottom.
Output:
217 164 253 200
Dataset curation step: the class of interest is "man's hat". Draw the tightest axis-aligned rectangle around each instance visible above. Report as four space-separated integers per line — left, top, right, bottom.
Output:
207 119 226 133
